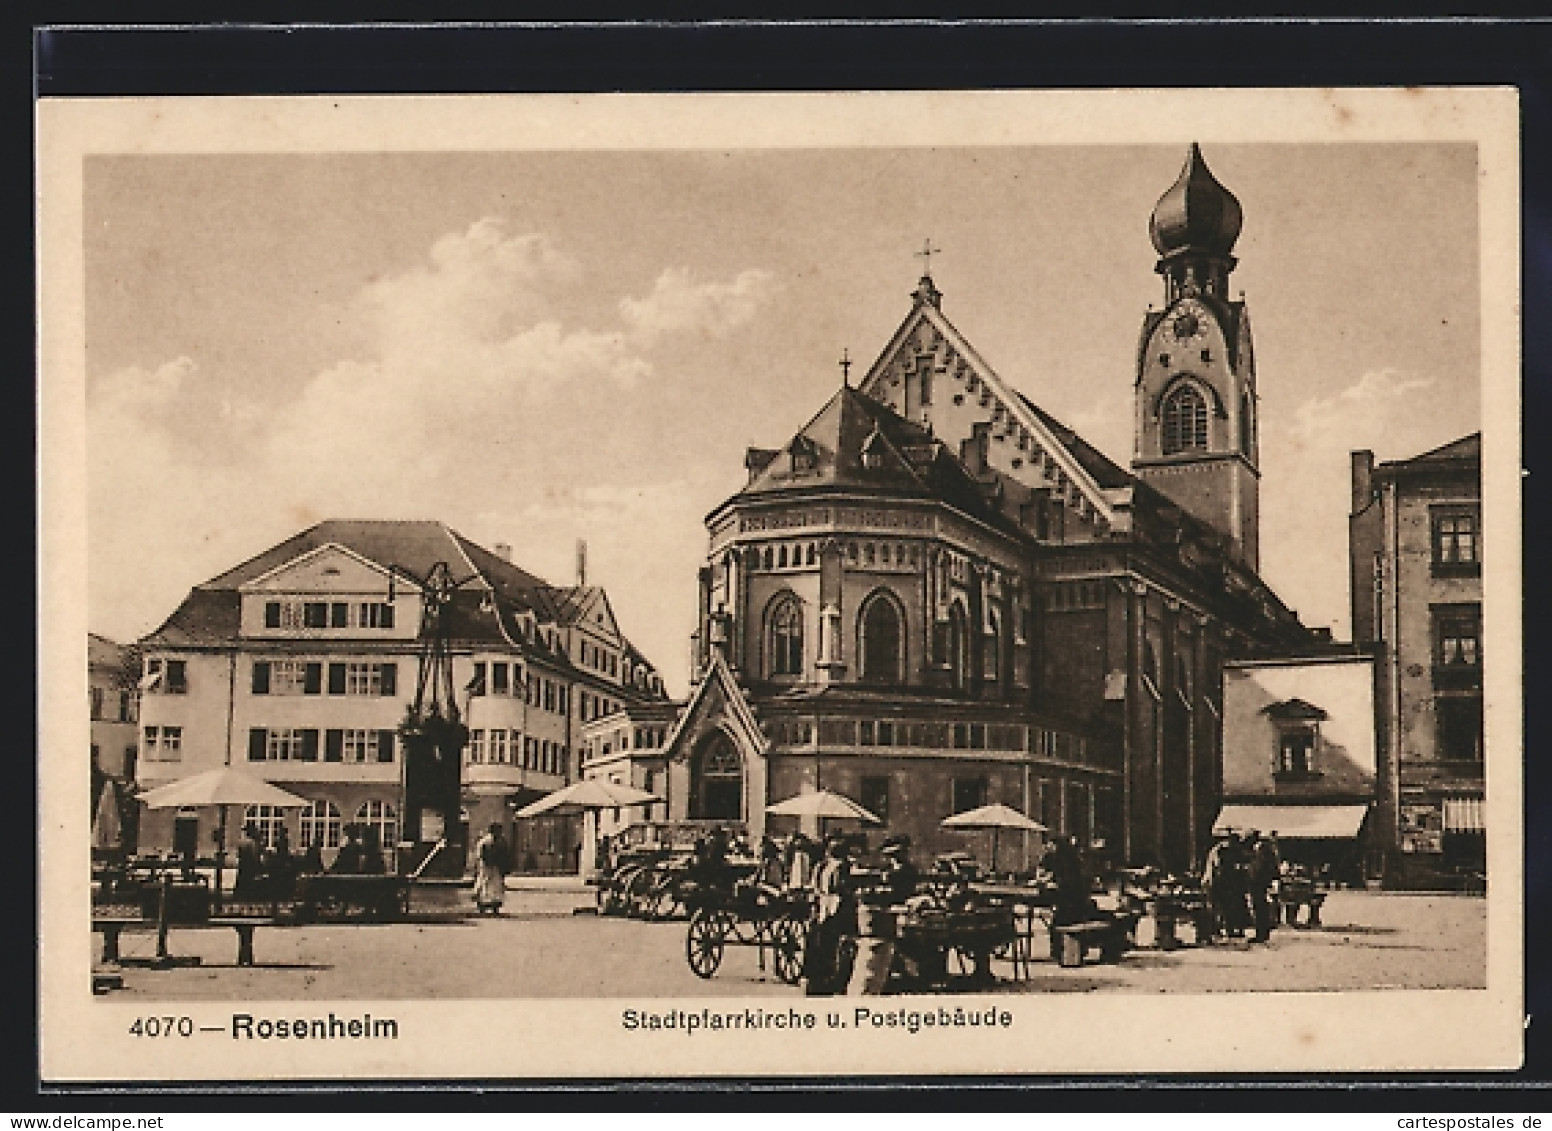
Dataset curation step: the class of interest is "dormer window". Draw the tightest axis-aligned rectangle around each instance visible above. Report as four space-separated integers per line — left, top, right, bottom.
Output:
789 436 818 475
861 429 888 471
1265 698 1327 782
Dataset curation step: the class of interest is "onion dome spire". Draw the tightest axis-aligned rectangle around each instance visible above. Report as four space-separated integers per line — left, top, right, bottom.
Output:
1148 143 1242 302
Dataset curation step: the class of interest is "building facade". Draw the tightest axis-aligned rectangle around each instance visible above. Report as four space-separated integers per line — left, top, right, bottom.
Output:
89 633 140 853
584 145 1314 873
1350 434 1484 886
135 520 670 874
1220 651 1381 883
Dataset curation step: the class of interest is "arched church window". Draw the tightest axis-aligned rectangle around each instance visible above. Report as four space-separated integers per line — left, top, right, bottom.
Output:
690 733 743 821
1239 391 1254 456
984 610 1001 683
948 602 969 692
778 545 788 568
1161 384 1209 455
767 595 804 678
858 590 904 685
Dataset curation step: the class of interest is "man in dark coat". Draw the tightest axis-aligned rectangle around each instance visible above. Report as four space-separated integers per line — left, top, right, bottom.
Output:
1248 831 1282 943
804 836 857 996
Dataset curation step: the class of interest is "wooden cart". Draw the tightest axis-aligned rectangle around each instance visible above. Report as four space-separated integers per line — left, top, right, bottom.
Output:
683 876 811 985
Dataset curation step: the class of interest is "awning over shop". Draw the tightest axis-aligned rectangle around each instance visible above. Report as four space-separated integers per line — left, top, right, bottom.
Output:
1213 803 1369 839
1443 797 1485 832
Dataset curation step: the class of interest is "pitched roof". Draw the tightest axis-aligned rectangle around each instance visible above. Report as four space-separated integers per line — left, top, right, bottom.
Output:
88 632 138 673
142 520 667 691
206 520 495 592
857 296 1121 527
1387 432 1481 467
733 383 1022 537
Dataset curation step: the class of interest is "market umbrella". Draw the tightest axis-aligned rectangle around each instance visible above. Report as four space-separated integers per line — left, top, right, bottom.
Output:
515 778 661 818
138 768 312 905
940 803 1048 876
765 789 882 824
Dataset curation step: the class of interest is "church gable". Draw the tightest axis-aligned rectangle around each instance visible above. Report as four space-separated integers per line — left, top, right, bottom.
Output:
662 654 767 767
857 300 1118 532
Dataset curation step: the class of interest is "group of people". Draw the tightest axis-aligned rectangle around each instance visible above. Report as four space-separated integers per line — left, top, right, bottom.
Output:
1201 829 1282 943
233 820 394 899
805 832 939 995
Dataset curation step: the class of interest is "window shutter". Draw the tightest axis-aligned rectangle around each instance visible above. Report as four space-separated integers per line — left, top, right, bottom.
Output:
300 730 320 762
325 729 343 762
377 730 395 763
380 663 397 697
304 663 323 695
264 601 281 629
328 663 346 695
252 661 271 695
331 602 349 628
248 728 267 762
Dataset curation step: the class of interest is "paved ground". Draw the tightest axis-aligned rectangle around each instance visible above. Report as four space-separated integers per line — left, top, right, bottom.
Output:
100 883 1486 1000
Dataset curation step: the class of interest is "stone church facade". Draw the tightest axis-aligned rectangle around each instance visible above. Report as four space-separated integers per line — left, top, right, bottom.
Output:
584 145 1314 873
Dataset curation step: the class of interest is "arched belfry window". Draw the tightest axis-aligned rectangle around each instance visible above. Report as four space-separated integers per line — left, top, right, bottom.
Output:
1161 383 1209 455
1239 391 1254 456
767 594 804 678
858 590 905 685
690 732 743 821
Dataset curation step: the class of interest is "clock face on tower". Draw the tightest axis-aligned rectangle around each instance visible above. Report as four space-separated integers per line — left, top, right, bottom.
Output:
1169 303 1207 345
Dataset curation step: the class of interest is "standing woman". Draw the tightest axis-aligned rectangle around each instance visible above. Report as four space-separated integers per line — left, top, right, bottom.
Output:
474 822 510 916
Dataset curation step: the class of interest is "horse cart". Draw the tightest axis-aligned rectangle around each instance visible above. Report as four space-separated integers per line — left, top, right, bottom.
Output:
683 872 812 985
596 847 699 920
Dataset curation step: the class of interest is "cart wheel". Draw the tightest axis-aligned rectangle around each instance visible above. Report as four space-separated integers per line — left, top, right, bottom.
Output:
773 918 807 985
686 908 728 979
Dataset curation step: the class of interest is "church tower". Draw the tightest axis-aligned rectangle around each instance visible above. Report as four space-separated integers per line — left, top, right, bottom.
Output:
1133 143 1261 570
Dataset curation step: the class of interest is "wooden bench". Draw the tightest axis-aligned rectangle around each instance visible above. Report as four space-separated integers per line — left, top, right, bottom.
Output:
1053 919 1130 967
93 909 281 967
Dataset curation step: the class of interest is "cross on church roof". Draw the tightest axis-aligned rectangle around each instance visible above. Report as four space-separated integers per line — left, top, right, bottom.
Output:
839 348 852 386
915 238 941 278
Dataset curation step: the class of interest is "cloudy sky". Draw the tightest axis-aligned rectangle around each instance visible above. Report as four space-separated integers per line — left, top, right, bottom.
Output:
85 142 1480 695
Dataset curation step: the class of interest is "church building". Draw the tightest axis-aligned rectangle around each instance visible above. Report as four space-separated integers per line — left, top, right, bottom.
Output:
584 145 1314 873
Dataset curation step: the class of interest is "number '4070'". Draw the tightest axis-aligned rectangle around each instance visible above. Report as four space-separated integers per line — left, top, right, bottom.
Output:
128 1016 193 1038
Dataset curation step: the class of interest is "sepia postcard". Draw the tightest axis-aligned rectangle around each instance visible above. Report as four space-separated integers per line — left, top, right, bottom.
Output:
39 87 1522 1081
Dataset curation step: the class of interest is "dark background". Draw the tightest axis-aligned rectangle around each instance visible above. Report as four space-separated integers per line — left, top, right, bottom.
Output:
21 15 1552 1110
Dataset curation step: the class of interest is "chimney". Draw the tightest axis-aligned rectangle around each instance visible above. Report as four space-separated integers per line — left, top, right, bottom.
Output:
493 541 513 562
1350 450 1375 515
576 538 588 587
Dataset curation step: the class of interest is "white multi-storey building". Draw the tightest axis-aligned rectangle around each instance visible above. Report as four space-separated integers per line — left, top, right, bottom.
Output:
135 520 670 873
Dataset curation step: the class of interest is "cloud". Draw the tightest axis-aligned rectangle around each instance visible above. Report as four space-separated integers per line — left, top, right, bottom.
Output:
471 479 716 695
1260 367 1454 638
1289 367 1436 446
87 219 775 671
92 356 195 413
620 267 778 346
